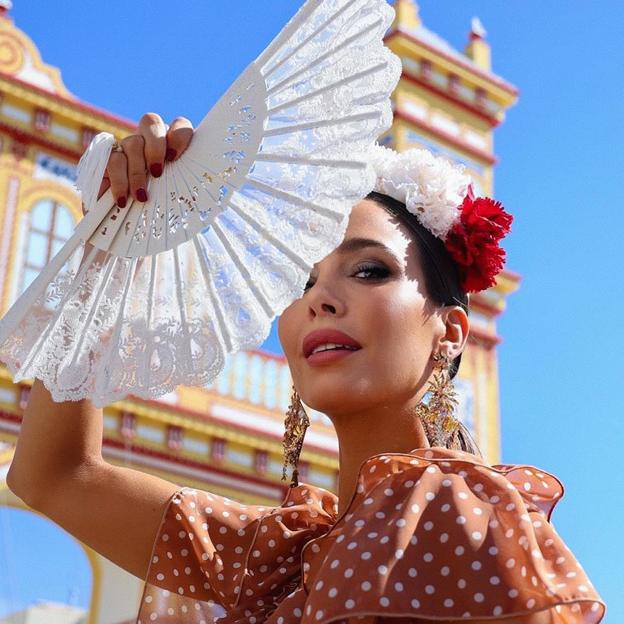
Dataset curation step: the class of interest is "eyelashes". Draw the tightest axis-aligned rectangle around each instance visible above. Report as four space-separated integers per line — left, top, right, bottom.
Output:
304 262 390 291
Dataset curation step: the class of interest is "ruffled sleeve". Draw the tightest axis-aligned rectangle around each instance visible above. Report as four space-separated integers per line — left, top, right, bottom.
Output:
298 447 607 624
136 484 338 624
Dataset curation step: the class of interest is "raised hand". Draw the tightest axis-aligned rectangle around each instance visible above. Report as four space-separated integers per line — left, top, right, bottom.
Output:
84 113 195 216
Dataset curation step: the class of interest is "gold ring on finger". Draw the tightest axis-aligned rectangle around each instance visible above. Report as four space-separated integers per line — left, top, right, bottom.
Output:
111 140 124 153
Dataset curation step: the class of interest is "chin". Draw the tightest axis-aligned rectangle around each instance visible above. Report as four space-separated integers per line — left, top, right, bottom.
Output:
299 372 377 415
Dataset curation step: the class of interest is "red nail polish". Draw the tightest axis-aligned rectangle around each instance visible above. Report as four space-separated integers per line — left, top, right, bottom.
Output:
165 148 177 162
150 163 163 178
117 196 126 208
136 188 148 202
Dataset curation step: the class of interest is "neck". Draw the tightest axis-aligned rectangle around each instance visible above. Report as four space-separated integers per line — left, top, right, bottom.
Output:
331 403 431 517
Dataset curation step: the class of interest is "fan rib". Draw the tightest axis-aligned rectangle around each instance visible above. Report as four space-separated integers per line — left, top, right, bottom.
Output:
254 152 367 170
267 60 388 115
263 110 380 137
173 246 194 374
18 243 100 377
210 220 275 318
0 229 86 345
228 197 313 272
246 178 344 223
143 254 158 393
254 0 333 71
66 258 118 370
192 237 234 353
95 258 136 392
262 0 360 80
243 177 345 221
266 17 383 97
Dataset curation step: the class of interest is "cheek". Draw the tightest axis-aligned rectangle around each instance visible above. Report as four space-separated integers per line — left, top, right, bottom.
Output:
366 285 431 372
277 302 300 361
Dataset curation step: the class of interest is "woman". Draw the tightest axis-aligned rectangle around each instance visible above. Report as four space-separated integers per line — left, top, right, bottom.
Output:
6 113 606 623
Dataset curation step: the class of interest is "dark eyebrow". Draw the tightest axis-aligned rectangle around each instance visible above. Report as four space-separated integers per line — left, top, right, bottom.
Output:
336 237 399 261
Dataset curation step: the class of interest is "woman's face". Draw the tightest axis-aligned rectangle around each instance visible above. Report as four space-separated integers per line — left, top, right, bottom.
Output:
278 198 452 418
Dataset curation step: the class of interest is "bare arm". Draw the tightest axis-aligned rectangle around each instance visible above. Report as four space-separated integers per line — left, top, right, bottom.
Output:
6 113 196 580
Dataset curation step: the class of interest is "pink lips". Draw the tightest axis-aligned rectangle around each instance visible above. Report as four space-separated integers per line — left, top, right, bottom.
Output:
302 328 362 359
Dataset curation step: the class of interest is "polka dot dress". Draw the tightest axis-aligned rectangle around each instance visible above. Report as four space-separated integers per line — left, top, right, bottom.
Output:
136 447 606 623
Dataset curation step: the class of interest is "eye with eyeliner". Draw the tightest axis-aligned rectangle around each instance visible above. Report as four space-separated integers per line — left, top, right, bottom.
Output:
304 260 391 291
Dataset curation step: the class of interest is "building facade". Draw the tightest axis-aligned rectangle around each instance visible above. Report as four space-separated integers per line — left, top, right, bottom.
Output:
0 2 519 622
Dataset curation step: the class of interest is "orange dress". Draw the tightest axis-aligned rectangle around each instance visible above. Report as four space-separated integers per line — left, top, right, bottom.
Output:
135 447 606 623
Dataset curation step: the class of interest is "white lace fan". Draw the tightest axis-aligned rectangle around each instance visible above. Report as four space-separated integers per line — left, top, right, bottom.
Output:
0 0 400 408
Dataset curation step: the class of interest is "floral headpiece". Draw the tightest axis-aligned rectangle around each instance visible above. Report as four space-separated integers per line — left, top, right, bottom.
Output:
368 144 513 294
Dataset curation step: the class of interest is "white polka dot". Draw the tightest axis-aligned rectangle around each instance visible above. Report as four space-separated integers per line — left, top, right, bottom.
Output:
506 558 516 568
396 518 407 527
458 492 468 500
344 568 354 578
361 581 371 591
411 599 421 608
425 491 435 501
345 599 355 609
395 549 405 559
457 579 466 589
330 559 340 569
384 488 394 496
474 593 484 603
411 503 420 513
490 575 500 585
425 585 435 594
456 515 466 525
444 598 454 608
471 560 482 571
455 545 465 556
506 503 516 511
471 531 482 540
508 588 519 598
156 573 165 581
408 567 418 577
361 550 372 560
381 595 391 606
488 546 499 555
440 566 450 576
493 606 503 616
473 507 483 515
328 587 338 598
527 598 536 608
363 497 374 505
378 565 388 575
423 552 434 562
439 532 449 543
315 610 324 620
347 541 357 550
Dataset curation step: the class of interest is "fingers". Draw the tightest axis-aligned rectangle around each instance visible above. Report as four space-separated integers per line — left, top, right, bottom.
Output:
103 113 194 210
121 133 147 203
165 116 194 162
107 149 130 207
139 112 167 178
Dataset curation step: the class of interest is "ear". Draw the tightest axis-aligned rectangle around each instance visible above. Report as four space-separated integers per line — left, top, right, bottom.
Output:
436 305 469 358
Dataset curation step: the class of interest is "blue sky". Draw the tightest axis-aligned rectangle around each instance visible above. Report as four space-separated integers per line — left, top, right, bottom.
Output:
1 1 622 620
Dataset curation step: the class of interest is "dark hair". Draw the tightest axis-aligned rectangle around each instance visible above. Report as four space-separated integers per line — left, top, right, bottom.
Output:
366 191 482 458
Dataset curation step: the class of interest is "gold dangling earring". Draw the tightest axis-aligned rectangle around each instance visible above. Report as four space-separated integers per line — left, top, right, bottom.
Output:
282 385 310 488
414 351 462 449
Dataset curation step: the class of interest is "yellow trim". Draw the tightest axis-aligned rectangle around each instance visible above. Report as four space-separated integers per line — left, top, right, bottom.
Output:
0 17 70 96
388 34 518 108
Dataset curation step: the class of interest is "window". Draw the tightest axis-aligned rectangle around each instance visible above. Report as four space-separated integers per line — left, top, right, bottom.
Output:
20 199 74 294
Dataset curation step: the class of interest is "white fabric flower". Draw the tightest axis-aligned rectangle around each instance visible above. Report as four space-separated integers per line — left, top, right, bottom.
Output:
368 144 471 239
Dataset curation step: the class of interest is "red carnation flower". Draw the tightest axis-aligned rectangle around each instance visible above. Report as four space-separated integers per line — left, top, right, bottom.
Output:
444 187 513 294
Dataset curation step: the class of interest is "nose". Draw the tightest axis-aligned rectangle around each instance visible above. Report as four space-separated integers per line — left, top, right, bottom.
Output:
306 276 344 318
